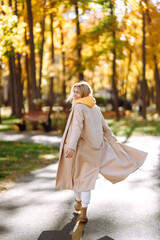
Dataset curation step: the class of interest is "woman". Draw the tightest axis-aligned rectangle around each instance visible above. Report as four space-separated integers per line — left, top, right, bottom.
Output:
56 81 147 223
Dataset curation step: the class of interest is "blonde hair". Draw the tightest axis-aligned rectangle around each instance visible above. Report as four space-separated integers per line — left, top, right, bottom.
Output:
66 81 93 102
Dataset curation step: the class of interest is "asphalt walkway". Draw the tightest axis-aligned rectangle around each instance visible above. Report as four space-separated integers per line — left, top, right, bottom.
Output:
0 130 62 147
0 132 159 240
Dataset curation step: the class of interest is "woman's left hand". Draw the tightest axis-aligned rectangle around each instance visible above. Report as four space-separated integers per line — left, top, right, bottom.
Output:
66 148 74 158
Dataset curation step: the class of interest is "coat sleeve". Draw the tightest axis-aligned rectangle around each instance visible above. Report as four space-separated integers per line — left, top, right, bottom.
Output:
67 104 84 151
100 112 117 141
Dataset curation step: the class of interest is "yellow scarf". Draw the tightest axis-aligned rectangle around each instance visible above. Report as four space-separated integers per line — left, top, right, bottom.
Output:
73 95 96 108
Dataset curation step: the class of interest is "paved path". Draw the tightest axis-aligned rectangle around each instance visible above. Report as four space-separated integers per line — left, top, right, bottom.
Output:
0 131 62 147
0 133 160 240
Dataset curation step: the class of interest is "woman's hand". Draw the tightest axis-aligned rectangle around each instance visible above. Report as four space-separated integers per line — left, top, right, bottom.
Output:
66 148 74 158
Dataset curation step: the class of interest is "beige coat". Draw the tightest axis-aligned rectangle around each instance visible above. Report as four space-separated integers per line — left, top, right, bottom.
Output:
56 104 147 192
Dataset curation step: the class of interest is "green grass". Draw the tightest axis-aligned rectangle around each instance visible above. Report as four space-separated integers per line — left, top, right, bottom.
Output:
2 112 159 136
0 117 21 131
0 141 59 191
0 116 68 131
106 113 160 137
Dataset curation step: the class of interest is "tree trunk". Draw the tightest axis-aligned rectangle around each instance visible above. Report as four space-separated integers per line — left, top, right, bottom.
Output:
49 13 55 110
37 18 45 99
8 0 15 116
15 0 18 14
22 1 31 111
8 0 12 7
12 54 21 117
123 49 132 109
133 76 140 102
60 23 66 99
25 53 32 111
150 86 154 105
37 0 46 99
15 0 23 116
24 22 32 111
26 0 37 108
9 54 22 117
8 56 16 115
75 2 84 81
153 55 160 114
141 8 147 119
16 52 23 115
8 0 22 117
110 1 120 121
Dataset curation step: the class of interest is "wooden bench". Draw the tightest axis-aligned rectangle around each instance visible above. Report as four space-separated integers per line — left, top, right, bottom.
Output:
102 111 126 118
17 111 51 132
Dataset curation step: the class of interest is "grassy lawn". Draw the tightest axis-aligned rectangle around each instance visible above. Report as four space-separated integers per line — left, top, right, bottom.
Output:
0 114 68 132
0 117 45 131
0 116 19 131
0 141 59 192
106 113 160 137
1 112 160 136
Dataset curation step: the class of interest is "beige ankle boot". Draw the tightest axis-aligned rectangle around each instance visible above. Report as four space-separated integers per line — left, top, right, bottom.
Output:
79 207 88 223
74 200 81 211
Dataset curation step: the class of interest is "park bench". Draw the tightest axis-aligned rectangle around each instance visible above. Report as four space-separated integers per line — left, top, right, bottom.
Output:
17 111 51 132
102 110 127 118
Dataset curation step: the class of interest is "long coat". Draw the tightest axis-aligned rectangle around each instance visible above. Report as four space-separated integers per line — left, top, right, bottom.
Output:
56 104 147 192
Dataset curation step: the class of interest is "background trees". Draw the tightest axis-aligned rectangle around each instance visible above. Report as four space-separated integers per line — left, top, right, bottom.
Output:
0 0 160 119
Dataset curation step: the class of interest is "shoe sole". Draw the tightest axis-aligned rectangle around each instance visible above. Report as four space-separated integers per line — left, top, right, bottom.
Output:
79 218 88 223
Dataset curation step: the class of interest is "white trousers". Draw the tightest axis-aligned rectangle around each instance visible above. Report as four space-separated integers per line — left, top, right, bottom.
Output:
74 191 91 208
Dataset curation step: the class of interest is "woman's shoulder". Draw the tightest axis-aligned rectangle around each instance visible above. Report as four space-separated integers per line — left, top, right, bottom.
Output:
74 103 100 111
93 104 101 114
94 104 101 110
73 103 84 110
72 104 85 114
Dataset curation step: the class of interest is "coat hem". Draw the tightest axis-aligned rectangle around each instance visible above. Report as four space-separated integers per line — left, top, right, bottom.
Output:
106 160 146 184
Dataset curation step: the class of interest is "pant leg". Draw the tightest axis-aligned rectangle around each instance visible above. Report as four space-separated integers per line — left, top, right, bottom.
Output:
74 191 81 201
81 191 91 208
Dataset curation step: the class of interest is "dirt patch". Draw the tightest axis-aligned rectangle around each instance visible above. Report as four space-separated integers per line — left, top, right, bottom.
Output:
0 180 15 193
